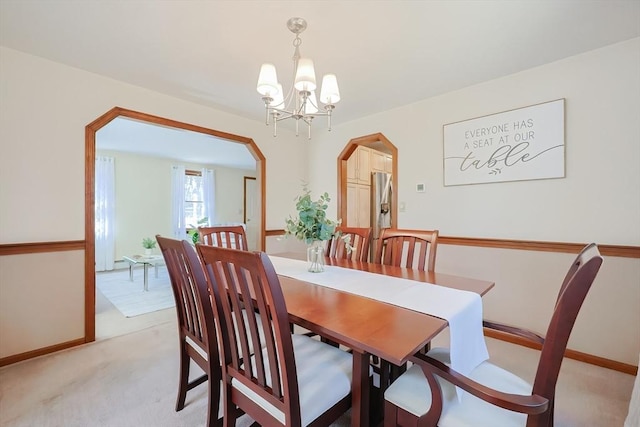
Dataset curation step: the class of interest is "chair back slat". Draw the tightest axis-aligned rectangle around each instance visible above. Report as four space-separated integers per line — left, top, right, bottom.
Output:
199 225 248 250
197 245 299 414
327 226 372 262
374 228 439 271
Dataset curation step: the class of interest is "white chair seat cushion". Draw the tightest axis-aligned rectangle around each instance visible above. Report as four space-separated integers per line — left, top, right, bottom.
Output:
385 347 532 427
232 334 353 426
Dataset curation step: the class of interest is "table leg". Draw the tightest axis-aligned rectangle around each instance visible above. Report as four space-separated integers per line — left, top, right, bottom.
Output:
154 263 159 278
351 350 370 427
128 263 133 281
143 264 149 291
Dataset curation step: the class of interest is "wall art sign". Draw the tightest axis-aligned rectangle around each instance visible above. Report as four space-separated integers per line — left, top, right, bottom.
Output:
443 99 565 186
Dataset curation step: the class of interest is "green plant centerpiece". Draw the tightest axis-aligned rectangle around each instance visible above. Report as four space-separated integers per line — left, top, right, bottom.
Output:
141 237 156 255
284 185 349 272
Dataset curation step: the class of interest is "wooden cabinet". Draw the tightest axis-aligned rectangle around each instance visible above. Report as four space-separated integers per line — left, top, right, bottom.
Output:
345 145 392 227
384 153 393 173
346 182 371 228
368 147 393 175
370 149 385 173
347 146 371 185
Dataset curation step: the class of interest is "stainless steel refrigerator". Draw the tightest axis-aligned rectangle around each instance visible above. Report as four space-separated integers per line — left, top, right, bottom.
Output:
370 171 392 260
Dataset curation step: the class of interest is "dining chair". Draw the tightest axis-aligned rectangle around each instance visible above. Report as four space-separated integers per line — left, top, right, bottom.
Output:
196 245 354 427
383 243 603 427
156 235 223 427
326 226 372 262
198 225 248 250
372 228 440 393
374 228 439 271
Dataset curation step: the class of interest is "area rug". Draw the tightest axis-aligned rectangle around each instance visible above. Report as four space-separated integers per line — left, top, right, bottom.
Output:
96 267 175 317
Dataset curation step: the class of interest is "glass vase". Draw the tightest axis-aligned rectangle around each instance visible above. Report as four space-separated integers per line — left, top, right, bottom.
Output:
306 241 325 273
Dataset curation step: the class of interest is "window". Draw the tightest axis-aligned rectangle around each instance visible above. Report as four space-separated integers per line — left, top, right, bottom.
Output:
171 166 214 239
184 170 205 228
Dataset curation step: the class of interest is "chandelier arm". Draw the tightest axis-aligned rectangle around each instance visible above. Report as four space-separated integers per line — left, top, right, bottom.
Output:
273 113 277 137
273 112 296 122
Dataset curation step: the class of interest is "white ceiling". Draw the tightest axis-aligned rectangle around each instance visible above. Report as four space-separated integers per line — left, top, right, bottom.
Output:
1 1 639 165
96 117 257 169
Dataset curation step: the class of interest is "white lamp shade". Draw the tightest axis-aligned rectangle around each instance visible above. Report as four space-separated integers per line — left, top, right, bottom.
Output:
304 91 318 114
272 83 285 110
320 73 340 104
257 63 279 96
294 58 317 92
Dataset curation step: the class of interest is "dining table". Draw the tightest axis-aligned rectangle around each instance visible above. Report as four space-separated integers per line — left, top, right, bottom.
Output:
270 253 495 427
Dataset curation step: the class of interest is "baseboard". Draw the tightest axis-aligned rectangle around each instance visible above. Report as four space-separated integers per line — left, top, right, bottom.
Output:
484 328 638 375
0 338 86 367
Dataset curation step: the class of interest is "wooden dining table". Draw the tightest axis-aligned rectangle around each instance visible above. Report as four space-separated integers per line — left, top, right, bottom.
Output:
272 254 494 427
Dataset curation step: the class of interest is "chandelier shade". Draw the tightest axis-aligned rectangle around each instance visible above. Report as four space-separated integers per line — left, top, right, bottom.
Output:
256 17 340 139
305 91 319 114
294 58 317 92
320 74 340 104
256 63 279 97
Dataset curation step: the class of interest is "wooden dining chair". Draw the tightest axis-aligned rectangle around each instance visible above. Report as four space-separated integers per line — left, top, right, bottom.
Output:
374 228 439 271
196 245 354 427
326 226 372 262
156 235 222 427
372 228 440 391
383 243 603 427
198 225 248 250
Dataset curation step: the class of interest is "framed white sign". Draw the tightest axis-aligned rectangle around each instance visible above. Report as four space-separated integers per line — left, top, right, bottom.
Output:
443 99 565 186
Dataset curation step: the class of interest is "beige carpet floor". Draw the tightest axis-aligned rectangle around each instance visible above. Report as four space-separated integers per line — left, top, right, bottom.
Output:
0 299 636 426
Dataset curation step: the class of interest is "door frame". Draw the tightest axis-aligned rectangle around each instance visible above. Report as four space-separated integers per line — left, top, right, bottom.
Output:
85 106 266 342
244 176 258 249
337 132 398 228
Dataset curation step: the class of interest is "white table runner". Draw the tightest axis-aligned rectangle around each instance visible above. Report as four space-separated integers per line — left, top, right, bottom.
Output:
269 256 489 376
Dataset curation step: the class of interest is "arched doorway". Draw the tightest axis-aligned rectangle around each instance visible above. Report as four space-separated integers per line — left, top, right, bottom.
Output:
337 132 398 258
84 107 266 341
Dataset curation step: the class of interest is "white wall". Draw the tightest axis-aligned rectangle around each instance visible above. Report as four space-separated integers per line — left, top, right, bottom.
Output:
312 38 640 245
1 39 639 365
214 166 256 226
0 47 308 359
97 150 255 260
306 38 640 365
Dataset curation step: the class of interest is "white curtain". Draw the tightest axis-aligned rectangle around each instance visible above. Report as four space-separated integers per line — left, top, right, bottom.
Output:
202 168 216 226
171 165 186 238
95 156 115 271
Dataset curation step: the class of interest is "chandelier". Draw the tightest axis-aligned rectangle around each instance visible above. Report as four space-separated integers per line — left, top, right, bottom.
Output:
256 17 341 139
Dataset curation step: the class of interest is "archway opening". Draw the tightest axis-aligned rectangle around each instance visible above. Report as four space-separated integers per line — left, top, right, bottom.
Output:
84 106 266 342
336 132 398 259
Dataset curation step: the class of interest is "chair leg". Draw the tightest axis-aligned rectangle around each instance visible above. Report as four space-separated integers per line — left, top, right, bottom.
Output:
175 343 190 411
390 363 407 383
379 360 391 410
206 367 222 427
222 384 237 427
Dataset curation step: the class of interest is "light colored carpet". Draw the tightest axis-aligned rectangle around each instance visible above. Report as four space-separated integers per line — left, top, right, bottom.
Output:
0 320 635 427
96 267 175 317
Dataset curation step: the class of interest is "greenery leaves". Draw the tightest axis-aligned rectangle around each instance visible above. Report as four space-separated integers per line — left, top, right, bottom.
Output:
284 185 339 244
141 237 157 249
